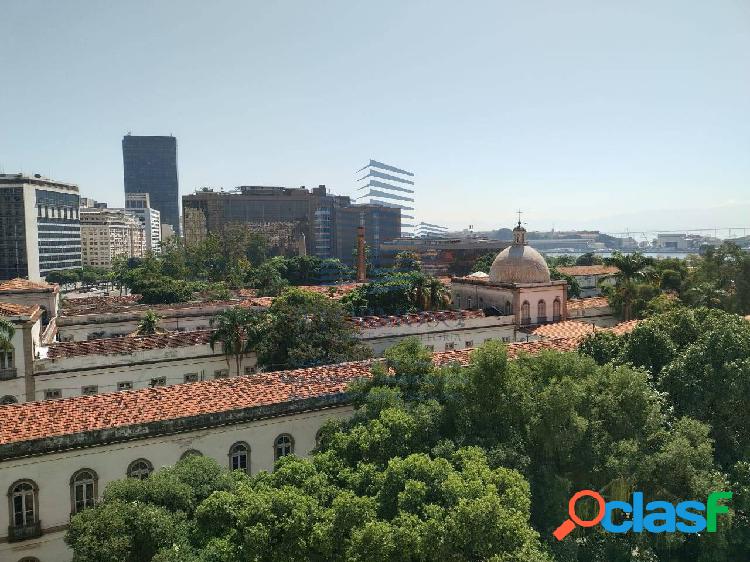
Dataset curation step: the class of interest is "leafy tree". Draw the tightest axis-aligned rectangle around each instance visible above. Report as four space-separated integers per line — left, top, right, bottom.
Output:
256 288 371 370
139 278 194 305
342 272 449 316
249 260 289 297
393 251 422 273
575 252 603 266
471 251 495 274
137 310 162 336
210 307 267 376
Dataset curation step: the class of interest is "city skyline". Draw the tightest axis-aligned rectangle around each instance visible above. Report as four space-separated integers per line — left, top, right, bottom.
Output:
1 1 748 233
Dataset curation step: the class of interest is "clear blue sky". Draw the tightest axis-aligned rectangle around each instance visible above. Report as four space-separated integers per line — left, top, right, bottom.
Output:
1 1 749 233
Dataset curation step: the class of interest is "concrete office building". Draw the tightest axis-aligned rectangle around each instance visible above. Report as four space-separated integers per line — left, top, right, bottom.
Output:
334 203 401 267
0 174 82 281
79 208 146 268
122 135 180 236
125 193 162 253
183 185 401 265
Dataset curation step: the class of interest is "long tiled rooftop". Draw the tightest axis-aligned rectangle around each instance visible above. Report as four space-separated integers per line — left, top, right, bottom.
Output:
0 336 609 448
0 301 40 318
556 265 620 277
45 329 214 359
351 309 486 329
567 296 610 310
0 278 58 293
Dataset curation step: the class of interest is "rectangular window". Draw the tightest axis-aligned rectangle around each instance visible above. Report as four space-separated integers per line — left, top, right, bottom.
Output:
184 373 200 383
465 340 474 348
150 376 166 387
117 381 133 391
214 369 229 379
445 342 456 351
44 389 62 400
244 366 257 375
81 385 98 396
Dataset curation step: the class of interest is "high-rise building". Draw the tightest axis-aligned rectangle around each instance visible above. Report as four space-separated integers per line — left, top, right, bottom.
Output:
0 174 82 281
182 185 401 265
356 160 414 236
334 204 401 268
183 185 351 257
122 134 180 236
79 207 146 268
125 193 162 253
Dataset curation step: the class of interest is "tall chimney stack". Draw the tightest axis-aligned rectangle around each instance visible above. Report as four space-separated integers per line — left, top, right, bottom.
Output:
356 225 366 282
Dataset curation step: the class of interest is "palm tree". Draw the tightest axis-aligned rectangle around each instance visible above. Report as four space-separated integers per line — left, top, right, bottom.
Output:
136 310 162 336
426 277 449 310
210 307 266 376
604 252 655 321
0 317 15 352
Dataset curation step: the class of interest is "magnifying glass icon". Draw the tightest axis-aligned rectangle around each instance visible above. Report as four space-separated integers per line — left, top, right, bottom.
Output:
553 489 606 540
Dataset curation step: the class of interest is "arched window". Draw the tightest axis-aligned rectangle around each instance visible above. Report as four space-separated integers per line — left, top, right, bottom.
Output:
537 300 547 322
71 469 98 514
274 434 294 460
521 301 530 324
9 480 38 535
229 442 250 473
1 395 18 405
504 301 512 315
553 298 561 320
127 459 153 479
180 449 202 460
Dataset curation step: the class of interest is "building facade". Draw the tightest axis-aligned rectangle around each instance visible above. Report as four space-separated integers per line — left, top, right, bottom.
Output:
0 174 82 281
451 223 567 326
183 185 401 264
124 193 162 253
79 208 145 268
122 135 180 236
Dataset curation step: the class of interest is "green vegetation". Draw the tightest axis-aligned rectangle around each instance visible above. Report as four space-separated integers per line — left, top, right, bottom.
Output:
342 272 449 316
209 307 267 375
0 317 14 353
68 319 750 561
136 311 162 336
599 244 750 320
255 288 371 370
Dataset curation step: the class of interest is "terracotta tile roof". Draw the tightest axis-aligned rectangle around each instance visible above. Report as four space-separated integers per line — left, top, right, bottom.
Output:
0 360 377 447
351 309 485 329
61 295 256 317
0 301 40 318
45 330 214 359
568 296 610 310
527 319 639 340
556 265 620 277
433 337 583 366
0 321 641 449
0 278 57 293
0 337 591 447
527 320 600 339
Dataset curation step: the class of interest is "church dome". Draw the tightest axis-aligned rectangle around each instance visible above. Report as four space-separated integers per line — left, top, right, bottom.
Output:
488 224 551 284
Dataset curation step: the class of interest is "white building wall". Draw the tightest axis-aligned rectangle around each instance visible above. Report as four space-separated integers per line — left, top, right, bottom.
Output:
0 405 354 562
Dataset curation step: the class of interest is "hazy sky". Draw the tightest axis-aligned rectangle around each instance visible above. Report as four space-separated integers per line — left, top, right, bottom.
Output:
1 1 749 234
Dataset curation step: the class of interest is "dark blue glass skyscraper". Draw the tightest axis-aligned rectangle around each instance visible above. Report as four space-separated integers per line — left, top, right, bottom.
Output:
122 135 180 235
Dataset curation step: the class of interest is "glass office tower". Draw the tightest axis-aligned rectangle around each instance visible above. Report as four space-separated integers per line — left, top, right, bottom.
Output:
122 135 180 236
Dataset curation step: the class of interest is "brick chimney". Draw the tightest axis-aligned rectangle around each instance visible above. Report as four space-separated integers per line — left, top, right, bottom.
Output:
356 225 366 282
